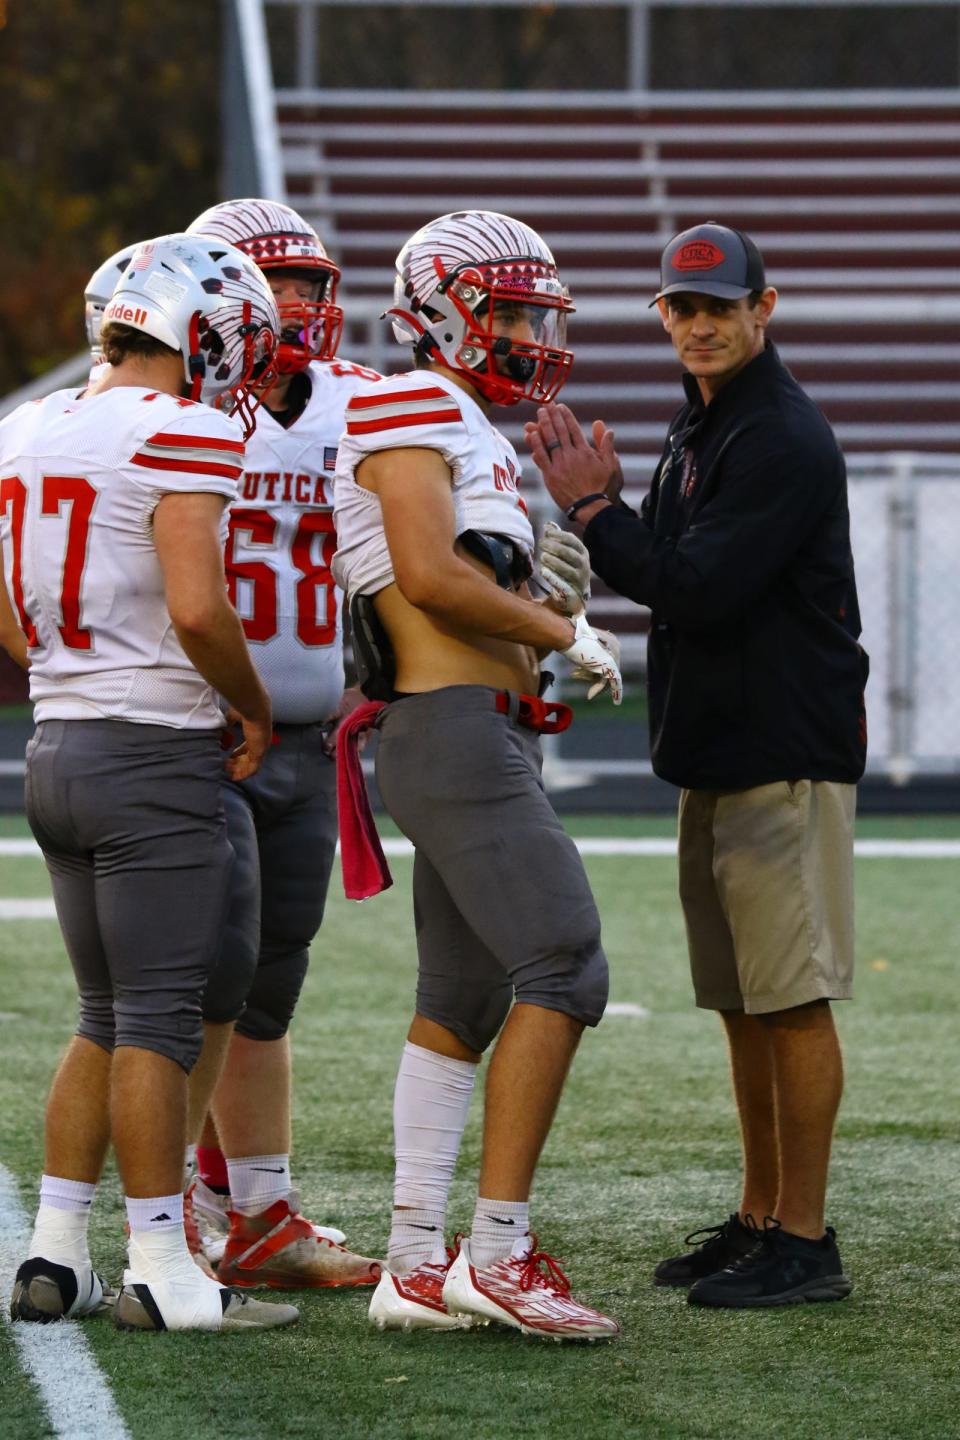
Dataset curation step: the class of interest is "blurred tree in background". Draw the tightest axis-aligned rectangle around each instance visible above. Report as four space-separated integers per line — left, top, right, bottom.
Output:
0 0 222 396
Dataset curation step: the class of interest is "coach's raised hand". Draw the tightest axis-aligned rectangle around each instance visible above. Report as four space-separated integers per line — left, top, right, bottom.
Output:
525 402 624 521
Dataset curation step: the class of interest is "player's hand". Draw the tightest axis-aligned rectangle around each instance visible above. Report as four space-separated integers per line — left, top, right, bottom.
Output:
561 613 623 704
224 708 273 781
322 685 368 757
524 403 624 513
539 521 591 615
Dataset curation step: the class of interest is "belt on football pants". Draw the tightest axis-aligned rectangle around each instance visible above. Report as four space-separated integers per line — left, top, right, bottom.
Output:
336 690 574 903
495 690 573 734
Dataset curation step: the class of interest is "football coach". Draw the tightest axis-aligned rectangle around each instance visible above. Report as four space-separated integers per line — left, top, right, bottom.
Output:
526 222 869 1310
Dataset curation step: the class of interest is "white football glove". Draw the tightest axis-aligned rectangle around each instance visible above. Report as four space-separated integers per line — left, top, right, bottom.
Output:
562 613 623 705
539 520 591 615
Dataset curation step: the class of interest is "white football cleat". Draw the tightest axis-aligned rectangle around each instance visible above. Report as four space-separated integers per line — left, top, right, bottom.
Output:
442 1236 620 1341
113 1259 298 1333
10 1257 113 1323
369 1256 473 1333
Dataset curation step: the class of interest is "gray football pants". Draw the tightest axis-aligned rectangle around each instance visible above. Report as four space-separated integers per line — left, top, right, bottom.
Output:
375 686 608 1053
24 720 233 1073
202 722 338 1040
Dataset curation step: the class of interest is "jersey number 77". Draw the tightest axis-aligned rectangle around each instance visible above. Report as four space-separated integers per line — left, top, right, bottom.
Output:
1 474 96 651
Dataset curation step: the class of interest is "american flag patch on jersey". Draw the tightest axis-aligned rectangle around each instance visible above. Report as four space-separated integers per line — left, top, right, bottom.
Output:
324 446 338 471
130 429 245 481
345 385 462 437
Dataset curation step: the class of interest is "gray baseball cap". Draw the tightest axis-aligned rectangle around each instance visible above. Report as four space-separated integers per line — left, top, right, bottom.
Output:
651 222 767 305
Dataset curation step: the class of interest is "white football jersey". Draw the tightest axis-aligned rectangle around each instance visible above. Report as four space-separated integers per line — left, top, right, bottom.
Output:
0 386 242 727
229 359 381 722
332 369 534 602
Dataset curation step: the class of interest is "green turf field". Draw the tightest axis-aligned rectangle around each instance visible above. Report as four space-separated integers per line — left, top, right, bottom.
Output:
1 814 958 1440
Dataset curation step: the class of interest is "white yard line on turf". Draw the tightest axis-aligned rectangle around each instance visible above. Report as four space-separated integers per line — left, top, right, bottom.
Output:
0 899 59 917
0 1165 131 1440
4 836 960 863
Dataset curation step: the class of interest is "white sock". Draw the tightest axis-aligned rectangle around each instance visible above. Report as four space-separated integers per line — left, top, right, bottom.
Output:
125 1193 184 1234
38 1173 97 1213
469 1197 531 1269
388 1206 447 1274
128 1223 215 1285
226 1155 291 1215
388 1041 478 1272
28 1175 97 1268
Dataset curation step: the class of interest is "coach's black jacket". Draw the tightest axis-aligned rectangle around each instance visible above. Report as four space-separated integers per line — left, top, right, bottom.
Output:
582 342 868 790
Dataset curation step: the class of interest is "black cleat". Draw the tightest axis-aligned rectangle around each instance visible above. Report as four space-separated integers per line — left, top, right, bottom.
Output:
687 1216 852 1308
653 1213 756 1287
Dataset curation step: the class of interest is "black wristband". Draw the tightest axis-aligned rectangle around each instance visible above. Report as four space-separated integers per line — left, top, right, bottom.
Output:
565 492 609 521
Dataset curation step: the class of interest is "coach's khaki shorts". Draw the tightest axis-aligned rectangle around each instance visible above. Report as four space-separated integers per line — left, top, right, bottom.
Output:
678 780 856 1014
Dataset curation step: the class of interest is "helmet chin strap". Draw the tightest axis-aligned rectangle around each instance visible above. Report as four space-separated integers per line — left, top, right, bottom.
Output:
491 336 536 384
187 312 205 401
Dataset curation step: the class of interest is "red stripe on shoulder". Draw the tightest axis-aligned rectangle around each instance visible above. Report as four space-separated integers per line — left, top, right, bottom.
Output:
145 431 245 454
347 386 457 413
131 453 242 480
347 409 465 437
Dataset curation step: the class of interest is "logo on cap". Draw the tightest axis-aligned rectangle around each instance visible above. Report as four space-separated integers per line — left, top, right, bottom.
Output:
673 241 725 273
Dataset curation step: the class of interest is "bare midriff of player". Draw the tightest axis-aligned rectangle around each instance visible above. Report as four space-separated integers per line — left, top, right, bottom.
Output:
373 537 542 697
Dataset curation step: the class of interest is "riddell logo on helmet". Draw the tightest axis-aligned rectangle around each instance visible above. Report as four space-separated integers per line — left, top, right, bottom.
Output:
104 302 148 325
673 242 725 272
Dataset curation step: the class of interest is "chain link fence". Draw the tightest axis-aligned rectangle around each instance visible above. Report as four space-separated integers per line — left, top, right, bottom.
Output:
265 1 960 93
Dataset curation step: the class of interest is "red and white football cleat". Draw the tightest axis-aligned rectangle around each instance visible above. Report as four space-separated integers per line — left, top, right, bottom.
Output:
442 1236 620 1341
216 1193 381 1290
369 1249 473 1332
189 1177 348 1266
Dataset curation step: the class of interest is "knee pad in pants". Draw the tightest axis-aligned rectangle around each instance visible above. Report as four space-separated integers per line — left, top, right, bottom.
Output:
234 945 310 1042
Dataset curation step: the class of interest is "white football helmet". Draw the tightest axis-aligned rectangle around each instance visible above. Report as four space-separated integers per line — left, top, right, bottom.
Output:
84 244 137 359
387 210 575 406
186 198 343 372
101 232 280 439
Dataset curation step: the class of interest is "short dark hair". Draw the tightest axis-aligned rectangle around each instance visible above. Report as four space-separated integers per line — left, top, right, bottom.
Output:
100 322 180 368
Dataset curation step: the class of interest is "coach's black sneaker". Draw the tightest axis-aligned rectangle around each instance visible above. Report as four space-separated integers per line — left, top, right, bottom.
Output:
653 1213 755 1287
687 1217 852 1308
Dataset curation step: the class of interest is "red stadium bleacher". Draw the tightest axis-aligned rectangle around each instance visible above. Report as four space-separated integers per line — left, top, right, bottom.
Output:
276 95 960 468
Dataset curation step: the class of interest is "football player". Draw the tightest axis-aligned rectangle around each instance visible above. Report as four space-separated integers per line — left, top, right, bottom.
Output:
1 234 298 1332
333 209 621 1340
83 244 136 367
179 199 382 1289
